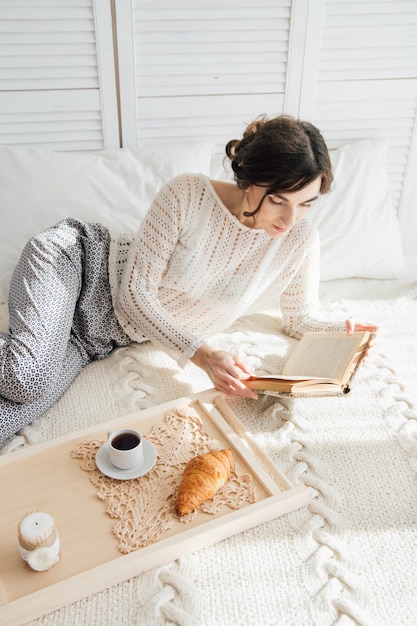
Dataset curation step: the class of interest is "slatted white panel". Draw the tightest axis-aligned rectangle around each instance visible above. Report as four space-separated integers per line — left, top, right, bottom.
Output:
314 80 417 214
0 0 119 150
319 0 417 81
302 0 417 257
116 0 291 147
136 93 285 150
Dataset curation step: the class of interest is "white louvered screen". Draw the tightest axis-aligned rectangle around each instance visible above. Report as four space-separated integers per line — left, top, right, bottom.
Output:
318 1 417 82
298 0 417 256
0 0 119 150
313 79 417 213
116 0 291 148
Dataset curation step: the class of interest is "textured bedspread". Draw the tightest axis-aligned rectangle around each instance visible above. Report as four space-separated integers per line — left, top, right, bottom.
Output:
1 275 417 626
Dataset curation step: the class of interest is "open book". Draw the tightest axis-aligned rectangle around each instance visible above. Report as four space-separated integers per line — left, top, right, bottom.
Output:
244 331 372 397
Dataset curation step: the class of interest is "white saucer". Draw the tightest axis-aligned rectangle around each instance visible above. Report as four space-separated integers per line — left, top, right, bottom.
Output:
95 439 157 480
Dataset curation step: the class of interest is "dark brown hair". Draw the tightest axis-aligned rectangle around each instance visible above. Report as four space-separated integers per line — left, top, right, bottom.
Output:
225 115 333 217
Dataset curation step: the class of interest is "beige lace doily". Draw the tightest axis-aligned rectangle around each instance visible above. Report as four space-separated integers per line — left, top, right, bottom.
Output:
71 407 256 553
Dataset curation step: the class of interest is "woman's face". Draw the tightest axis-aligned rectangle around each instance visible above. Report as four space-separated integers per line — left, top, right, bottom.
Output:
244 176 322 238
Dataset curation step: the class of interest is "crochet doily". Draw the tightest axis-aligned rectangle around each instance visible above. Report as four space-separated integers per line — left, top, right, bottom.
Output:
71 407 256 553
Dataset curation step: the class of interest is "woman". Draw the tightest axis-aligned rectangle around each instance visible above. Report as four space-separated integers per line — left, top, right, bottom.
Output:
0 115 377 443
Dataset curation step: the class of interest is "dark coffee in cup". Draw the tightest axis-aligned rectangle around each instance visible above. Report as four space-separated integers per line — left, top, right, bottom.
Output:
107 428 144 470
111 432 140 451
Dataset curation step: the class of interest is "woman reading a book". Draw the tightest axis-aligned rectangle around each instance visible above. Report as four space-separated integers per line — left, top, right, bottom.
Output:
0 115 377 443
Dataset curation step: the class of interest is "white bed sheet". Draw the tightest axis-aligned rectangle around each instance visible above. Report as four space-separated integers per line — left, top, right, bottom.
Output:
1 274 417 626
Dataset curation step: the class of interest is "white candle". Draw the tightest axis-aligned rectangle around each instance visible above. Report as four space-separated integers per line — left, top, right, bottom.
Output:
18 512 60 572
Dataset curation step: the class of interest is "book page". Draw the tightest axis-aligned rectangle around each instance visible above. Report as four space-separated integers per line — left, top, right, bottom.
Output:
282 332 369 383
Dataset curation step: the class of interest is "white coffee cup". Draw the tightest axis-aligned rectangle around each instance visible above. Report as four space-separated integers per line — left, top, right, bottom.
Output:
107 429 144 470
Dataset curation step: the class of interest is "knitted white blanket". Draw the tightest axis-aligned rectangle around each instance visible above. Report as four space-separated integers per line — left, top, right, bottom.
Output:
1 275 417 626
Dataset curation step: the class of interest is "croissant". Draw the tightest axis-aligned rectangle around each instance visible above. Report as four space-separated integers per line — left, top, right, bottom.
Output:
174 449 234 517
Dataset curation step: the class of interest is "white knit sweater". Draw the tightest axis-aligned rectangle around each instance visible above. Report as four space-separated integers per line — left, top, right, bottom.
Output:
109 173 345 366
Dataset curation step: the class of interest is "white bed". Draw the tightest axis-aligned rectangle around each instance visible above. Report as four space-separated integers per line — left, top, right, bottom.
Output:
1 142 416 626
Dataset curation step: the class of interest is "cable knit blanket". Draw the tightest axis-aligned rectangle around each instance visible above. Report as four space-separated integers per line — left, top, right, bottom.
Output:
1 275 417 626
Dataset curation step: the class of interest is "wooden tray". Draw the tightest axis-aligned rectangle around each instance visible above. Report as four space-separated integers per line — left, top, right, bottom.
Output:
0 389 309 625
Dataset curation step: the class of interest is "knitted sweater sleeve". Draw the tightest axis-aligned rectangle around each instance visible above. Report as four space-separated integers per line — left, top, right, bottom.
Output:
116 175 204 366
280 226 346 338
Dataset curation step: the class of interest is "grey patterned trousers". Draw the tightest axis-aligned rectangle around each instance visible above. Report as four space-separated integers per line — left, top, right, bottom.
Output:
0 218 131 444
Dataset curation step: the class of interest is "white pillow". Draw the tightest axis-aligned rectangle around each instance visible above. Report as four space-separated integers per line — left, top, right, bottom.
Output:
0 138 405 302
308 139 405 280
0 143 215 301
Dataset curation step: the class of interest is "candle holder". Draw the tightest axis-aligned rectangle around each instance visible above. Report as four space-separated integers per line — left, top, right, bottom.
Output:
18 511 60 572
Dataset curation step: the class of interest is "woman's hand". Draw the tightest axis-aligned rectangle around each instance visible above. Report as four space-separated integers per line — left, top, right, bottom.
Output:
190 344 258 399
345 319 379 334
345 319 379 357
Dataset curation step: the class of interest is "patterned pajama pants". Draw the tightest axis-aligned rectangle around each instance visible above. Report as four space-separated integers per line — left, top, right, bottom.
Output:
0 218 131 444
